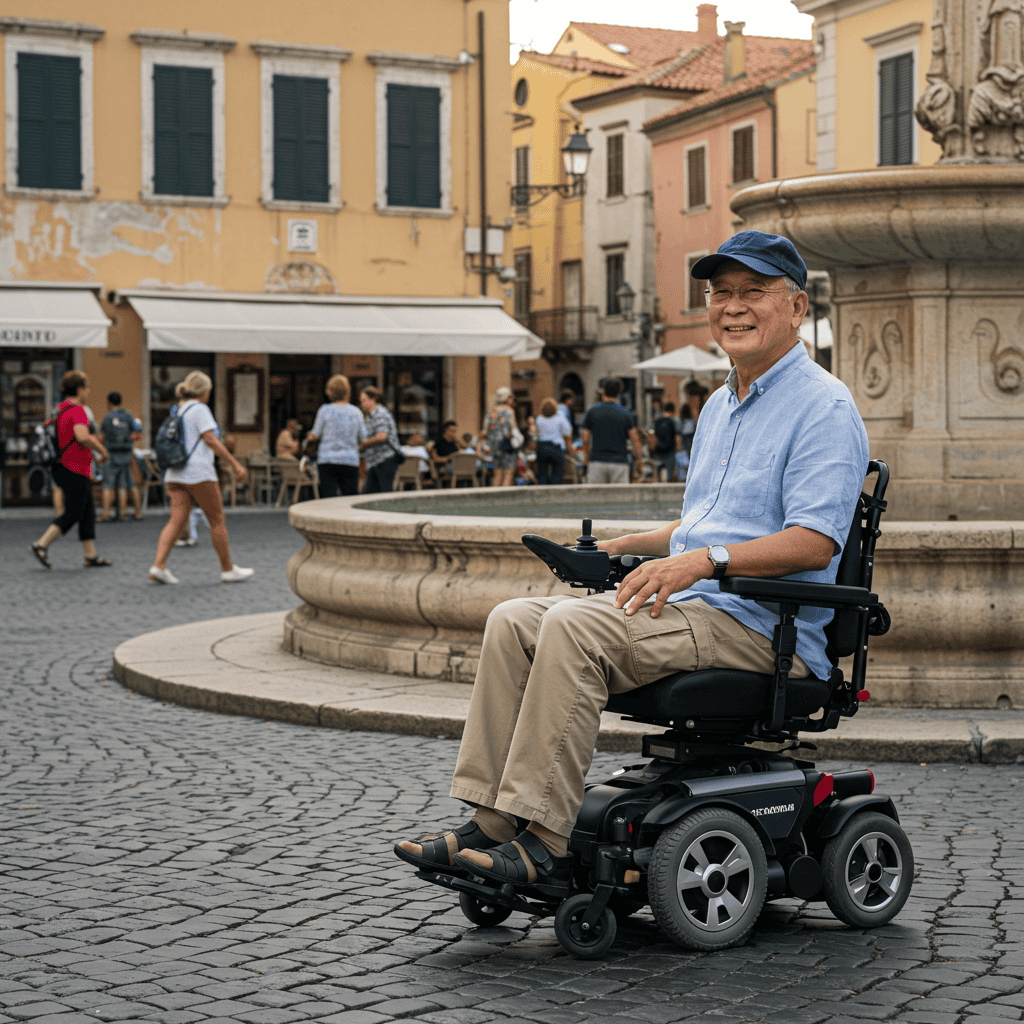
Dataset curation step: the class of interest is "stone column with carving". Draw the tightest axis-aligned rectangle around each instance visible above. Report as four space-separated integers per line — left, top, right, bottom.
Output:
917 0 1024 162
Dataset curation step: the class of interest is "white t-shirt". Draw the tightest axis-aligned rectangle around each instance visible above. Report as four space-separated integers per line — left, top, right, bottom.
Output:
163 399 219 485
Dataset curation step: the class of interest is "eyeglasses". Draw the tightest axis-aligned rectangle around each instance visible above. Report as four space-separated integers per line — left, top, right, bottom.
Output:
704 285 787 307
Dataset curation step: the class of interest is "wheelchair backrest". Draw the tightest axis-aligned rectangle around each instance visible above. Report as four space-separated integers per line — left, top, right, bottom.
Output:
825 461 888 662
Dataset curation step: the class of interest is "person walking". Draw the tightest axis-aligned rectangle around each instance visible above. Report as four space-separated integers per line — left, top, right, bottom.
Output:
29 371 112 570
148 371 252 585
650 400 682 482
581 378 643 484
478 386 517 488
357 386 402 494
306 376 366 497
98 391 143 521
534 397 573 485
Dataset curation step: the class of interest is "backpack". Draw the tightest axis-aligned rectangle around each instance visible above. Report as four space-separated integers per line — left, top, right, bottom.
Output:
154 403 202 471
31 406 74 470
103 409 136 453
653 415 676 453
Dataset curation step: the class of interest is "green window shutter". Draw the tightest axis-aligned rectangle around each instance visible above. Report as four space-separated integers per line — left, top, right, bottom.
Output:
879 53 913 166
183 67 214 195
18 52 81 190
386 83 441 209
273 75 328 203
154 65 213 197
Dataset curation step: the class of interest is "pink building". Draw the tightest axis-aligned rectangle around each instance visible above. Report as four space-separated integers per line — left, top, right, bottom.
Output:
644 26 815 411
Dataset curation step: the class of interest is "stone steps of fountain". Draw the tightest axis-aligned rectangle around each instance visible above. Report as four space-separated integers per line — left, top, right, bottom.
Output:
112 611 1024 765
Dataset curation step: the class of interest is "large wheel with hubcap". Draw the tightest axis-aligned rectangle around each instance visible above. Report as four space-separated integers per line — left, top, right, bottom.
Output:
648 807 768 951
821 812 913 928
459 891 512 927
553 893 617 959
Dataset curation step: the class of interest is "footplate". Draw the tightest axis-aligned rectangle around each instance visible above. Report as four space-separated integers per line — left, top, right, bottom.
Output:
415 868 562 917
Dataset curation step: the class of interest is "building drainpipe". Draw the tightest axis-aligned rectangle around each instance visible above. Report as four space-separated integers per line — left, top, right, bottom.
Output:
478 9 487 297
762 86 778 180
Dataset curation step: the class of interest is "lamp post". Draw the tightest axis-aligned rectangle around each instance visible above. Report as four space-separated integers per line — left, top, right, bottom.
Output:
511 127 592 208
616 281 654 426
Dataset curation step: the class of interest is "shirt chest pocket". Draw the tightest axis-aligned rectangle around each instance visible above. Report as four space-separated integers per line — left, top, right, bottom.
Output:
723 454 775 518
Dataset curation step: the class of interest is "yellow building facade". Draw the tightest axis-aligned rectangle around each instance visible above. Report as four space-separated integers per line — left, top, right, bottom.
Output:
0 0 524 503
796 0 942 171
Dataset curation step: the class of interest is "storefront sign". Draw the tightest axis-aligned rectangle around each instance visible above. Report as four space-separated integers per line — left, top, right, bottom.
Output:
0 328 59 344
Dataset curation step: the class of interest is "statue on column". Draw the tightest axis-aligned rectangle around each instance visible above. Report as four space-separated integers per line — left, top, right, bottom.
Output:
967 0 1024 159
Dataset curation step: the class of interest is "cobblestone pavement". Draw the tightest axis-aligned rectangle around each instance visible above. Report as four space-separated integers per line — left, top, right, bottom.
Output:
2 512 1023 1024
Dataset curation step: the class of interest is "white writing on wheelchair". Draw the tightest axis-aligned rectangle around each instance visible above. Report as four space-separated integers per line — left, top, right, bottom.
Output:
750 803 795 817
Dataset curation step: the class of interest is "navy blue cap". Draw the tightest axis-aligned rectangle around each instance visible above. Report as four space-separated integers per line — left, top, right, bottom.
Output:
690 230 807 291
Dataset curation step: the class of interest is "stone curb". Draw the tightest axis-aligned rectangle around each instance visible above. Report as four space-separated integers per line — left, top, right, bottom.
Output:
111 611 1024 764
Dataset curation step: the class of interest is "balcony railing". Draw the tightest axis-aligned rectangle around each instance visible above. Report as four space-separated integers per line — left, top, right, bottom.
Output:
521 306 599 347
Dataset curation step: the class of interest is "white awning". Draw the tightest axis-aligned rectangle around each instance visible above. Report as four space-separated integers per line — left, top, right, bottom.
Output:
123 292 543 361
0 285 110 348
632 344 732 374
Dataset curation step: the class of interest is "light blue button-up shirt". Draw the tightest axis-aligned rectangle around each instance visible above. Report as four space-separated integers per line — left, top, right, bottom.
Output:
668 342 870 680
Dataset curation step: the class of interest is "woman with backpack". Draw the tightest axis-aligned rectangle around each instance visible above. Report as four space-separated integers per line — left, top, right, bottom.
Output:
148 371 252 585
29 371 112 570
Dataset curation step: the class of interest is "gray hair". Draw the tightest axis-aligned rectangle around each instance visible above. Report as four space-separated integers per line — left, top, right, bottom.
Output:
494 386 513 405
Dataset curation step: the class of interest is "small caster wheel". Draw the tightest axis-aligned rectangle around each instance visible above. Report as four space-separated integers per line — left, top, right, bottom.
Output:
554 893 617 959
821 812 914 928
459 891 512 927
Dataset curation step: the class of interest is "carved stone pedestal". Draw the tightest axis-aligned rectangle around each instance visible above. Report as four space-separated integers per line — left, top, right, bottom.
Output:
732 165 1024 520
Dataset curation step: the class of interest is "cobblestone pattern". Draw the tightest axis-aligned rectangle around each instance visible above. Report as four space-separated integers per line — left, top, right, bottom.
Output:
2 513 1024 1024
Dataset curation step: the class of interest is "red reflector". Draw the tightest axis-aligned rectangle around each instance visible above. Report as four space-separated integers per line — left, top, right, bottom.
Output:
813 773 834 806
858 689 871 702
868 769 875 793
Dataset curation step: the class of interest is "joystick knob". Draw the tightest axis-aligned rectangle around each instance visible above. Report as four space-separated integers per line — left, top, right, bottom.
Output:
576 519 598 550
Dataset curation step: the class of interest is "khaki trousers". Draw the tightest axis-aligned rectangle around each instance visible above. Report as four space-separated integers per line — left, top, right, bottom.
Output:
451 593 808 838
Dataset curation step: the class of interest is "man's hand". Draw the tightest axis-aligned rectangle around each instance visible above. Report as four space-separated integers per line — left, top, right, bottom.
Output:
614 550 710 618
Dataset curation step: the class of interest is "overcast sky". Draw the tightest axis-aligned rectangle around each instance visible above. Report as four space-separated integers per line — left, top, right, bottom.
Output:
509 0 813 62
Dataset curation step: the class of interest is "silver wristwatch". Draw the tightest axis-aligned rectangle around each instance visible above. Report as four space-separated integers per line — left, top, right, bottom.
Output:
707 545 730 581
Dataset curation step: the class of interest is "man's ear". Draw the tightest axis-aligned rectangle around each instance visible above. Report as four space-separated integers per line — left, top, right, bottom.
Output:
791 289 810 325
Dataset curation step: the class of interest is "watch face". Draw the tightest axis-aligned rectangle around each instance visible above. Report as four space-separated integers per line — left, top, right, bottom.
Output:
709 545 729 563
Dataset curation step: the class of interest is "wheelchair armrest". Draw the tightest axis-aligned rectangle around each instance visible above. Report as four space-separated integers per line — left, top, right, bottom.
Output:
719 576 877 609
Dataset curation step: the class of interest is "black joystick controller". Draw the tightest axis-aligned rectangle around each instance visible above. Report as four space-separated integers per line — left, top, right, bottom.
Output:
575 519 599 551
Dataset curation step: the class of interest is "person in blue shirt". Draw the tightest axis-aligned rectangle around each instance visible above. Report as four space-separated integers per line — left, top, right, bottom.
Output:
395 231 870 894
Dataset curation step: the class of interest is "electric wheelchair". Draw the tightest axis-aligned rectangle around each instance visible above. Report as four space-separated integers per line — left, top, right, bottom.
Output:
413 461 913 958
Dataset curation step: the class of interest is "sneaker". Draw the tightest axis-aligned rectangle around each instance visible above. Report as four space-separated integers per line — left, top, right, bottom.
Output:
148 566 179 585
221 565 255 583
174 538 198 547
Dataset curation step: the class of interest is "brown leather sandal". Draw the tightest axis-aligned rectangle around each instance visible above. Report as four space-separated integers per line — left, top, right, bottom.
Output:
394 820 502 875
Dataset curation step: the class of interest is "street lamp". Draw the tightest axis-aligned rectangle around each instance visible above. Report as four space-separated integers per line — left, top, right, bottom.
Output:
617 280 654 426
511 127 592 208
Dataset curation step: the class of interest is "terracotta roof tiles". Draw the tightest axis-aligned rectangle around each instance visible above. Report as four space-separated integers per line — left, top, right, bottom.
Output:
566 21 708 69
577 31 812 101
643 49 816 128
516 50 632 77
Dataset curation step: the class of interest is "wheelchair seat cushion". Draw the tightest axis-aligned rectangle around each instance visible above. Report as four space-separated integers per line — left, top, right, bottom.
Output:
606 668 831 724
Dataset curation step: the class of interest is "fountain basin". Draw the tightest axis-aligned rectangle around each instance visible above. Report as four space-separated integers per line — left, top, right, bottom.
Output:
285 488 1024 708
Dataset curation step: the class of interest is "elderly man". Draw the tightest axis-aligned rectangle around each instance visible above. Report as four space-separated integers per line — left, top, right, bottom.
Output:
396 231 869 893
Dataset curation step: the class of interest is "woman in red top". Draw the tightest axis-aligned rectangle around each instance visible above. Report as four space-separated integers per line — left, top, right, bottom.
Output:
29 370 112 569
